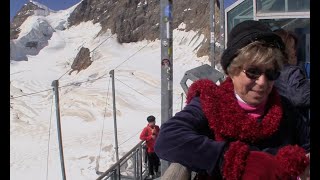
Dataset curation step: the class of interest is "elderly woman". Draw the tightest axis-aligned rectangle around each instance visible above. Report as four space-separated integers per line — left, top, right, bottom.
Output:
154 20 309 180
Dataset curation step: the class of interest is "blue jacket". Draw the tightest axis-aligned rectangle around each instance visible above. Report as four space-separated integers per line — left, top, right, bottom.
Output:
154 96 310 178
275 64 310 108
275 64 310 126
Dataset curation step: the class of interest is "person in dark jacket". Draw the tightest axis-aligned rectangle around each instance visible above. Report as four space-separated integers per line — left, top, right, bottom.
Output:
154 20 310 180
273 29 310 125
140 115 160 179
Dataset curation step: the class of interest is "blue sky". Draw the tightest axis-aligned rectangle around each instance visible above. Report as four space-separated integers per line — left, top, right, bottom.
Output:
10 0 81 21
225 0 237 8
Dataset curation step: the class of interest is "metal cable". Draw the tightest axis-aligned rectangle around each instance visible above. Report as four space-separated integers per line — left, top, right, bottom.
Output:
174 93 181 104
114 41 152 70
95 77 111 172
59 75 109 89
114 77 159 105
118 128 144 147
10 89 52 99
10 74 109 99
58 69 72 80
90 35 113 53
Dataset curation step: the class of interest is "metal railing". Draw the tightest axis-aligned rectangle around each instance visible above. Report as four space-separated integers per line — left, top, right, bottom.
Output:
96 141 147 180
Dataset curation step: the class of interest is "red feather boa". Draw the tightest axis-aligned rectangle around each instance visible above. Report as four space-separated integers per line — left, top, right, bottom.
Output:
187 77 282 143
276 145 310 177
222 142 309 179
186 78 309 179
222 141 249 180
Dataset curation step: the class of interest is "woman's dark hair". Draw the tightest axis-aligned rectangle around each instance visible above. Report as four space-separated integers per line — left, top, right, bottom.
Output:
273 28 298 49
147 115 156 122
273 28 299 64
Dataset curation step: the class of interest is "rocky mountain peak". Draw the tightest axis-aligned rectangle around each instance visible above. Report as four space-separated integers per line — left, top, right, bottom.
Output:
68 0 223 58
10 1 49 40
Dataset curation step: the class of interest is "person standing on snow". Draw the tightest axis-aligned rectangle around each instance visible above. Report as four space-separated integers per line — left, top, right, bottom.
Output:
140 115 160 179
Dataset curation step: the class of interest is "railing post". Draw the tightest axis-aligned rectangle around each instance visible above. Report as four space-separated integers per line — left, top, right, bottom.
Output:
113 169 117 180
180 93 184 110
133 151 137 180
110 171 114 180
109 70 119 162
139 145 143 180
96 141 145 180
51 80 67 180
118 165 121 180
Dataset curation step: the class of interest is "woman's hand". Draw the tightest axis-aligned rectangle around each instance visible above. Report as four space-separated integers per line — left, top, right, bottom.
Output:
152 129 156 133
298 153 310 180
151 135 156 139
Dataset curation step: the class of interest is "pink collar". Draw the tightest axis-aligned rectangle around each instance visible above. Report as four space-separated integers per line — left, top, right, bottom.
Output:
235 93 267 119
186 77 283 142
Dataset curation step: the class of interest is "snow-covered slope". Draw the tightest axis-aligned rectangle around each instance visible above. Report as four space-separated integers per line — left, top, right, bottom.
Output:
10 3 211 180
10 1 80 61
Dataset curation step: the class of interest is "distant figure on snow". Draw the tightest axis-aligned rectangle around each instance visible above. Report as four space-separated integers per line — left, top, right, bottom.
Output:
140 115 160 179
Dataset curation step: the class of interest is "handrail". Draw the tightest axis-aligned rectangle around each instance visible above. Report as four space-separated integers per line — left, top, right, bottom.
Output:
96 140 145 180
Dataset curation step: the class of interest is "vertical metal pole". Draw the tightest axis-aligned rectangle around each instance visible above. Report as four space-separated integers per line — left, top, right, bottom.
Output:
133 151 137 180
109 70 119 162
51 80 67 180
210 0 216 67
118 165 121 180
111 171 114 180
113 169 117 180
219 0 225 53
180 93 184 110
139 146 143 180
160 0 173 175
253 0 258 20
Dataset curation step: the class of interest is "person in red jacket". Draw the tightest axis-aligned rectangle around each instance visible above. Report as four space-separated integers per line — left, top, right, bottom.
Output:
139 115 160 179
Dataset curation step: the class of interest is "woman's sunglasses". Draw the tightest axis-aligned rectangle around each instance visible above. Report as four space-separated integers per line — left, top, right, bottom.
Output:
243 68 281 81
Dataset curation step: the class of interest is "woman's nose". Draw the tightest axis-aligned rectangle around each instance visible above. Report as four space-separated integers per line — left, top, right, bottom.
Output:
255 73 270 85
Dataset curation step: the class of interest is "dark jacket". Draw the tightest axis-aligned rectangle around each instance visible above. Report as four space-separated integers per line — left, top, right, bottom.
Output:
275 64 310 126
154 79 309 178
275 64 310 108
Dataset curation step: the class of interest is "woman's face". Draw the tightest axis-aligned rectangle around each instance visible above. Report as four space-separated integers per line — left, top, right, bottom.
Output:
287 37 297 65
230 64 276 106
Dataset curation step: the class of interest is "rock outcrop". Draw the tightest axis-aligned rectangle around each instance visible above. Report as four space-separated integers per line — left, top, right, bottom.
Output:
68 0 223 58
69 47 93 74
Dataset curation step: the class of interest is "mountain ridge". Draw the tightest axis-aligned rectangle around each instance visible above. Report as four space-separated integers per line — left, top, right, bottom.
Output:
11 0 223 62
